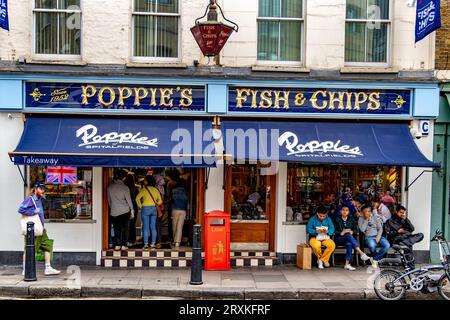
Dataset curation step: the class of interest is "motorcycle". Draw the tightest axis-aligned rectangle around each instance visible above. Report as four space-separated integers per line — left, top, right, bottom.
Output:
373 229 450 300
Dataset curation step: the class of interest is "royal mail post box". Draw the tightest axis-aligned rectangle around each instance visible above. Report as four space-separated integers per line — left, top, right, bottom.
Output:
204 210 230 271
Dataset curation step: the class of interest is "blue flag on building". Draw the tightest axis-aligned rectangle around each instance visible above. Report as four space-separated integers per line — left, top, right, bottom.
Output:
0 0 9 31
415 0 441 43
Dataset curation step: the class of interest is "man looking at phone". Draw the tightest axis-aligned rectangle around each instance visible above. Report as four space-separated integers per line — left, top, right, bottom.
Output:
333 205 371 271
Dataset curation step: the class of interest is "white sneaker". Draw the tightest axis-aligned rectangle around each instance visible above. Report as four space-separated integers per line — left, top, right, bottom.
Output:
121 246 128 250
344 264 356 271
175 242 180 247
360 253 371 261
44 266 61 276
114 246 121 251
323 261 330 268
318 260 324 269
371 258 378 269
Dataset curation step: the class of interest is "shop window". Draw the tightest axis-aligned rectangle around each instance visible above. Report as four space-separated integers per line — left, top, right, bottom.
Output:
257 0 304 63
345 0 390 65
28 166 93 221
132 0 180 60
286 165 401 223
33 0 81 56
231 163 271 221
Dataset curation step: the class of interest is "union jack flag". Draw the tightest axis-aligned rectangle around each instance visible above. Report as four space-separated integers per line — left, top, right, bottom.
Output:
46 166 78 185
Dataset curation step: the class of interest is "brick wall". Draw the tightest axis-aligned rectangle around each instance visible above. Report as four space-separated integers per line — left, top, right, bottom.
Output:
436 0 450 70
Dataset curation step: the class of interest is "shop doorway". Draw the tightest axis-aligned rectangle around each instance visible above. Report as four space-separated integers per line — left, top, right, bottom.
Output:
102 168 205 250
224 163 277 251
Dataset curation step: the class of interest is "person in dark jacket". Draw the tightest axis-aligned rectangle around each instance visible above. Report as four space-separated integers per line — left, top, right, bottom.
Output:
333 205 371 271
385 205 424 248
124 173 138 247
171 178 189 247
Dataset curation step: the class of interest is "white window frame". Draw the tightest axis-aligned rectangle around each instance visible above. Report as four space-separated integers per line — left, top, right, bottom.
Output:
344 0 392 67
256 0 305 66
32 0 82 60
131 0 181 63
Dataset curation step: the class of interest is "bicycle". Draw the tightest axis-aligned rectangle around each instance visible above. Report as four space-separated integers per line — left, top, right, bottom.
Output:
373 229 450 300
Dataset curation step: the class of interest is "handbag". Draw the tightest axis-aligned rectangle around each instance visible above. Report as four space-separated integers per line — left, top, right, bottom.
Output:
20 196 44 237
145 187 164 218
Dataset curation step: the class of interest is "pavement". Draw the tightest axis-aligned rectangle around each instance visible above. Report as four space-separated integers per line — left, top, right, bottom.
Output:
0 264 443 300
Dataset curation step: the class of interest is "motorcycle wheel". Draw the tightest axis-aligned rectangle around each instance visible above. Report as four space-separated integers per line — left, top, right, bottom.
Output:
437 273 450 301
373 269 407 301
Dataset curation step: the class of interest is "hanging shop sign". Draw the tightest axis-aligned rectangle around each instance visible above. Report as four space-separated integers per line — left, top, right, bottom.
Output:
25 82 206 111
228 86 411 115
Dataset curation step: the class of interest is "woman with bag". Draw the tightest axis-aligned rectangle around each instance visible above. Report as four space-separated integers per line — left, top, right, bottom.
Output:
136 175 163 250
18 182 60 276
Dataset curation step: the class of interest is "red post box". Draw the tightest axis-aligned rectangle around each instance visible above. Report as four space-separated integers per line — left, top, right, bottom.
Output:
204 210 230 271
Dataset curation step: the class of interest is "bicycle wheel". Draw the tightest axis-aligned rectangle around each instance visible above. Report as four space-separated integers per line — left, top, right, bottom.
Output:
373 269 407 301
437 273 450 301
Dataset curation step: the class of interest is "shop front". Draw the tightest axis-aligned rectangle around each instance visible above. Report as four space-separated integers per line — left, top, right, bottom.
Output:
220 84 440 263
6 80 225 266
2 77 441 266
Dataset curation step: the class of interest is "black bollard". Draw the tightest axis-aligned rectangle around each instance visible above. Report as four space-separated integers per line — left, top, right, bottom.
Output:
190 224 203 285
24 222 37 282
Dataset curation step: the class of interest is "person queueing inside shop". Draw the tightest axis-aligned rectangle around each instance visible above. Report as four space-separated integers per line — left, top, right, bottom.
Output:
384 205 424 268
18 182 61 276
124 173 139 248
136 175 163 250
107 169 135 251
306 206 336 269
166 169 180 243
358 205 390 268
171 178 189 247
333 204 371 271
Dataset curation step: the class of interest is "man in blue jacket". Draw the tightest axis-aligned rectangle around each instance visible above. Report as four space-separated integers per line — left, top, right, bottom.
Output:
307 206 336 269
18 182 60 276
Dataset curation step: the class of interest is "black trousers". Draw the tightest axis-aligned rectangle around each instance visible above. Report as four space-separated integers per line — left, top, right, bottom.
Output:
111 212 130 247
128 212 137 244
156 216 162 244
394 233 424 248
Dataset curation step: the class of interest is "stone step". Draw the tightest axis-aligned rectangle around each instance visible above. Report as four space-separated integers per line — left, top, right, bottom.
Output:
101 256 279 268
101 250 279 268
102 250 277 259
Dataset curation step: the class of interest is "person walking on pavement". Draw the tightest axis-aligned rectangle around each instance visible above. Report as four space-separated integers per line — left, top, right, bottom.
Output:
107 169 135 251
18 182 60 276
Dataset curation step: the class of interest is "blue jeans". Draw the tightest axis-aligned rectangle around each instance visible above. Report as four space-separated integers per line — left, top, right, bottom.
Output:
335 233 359 261
141 206 157 245
365 236 390 261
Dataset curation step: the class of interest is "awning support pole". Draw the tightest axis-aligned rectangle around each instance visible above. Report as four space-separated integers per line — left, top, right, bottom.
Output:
405 168 442 191
222 151 226 190
205 167 211 190
16 166 27 187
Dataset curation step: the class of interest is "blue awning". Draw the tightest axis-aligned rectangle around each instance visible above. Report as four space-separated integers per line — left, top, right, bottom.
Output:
221 121 440 167
9 116 218 167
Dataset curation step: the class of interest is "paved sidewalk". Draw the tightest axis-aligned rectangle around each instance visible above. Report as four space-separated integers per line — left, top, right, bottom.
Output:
0 264 440 300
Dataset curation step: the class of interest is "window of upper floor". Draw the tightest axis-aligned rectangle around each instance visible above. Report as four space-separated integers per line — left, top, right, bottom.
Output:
345 0 391 66
132 0 180 63
33 0 82 59
257 0 304 65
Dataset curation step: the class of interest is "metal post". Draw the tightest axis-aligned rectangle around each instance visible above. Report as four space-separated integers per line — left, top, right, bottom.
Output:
24 222 37 282
190 224 203 285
